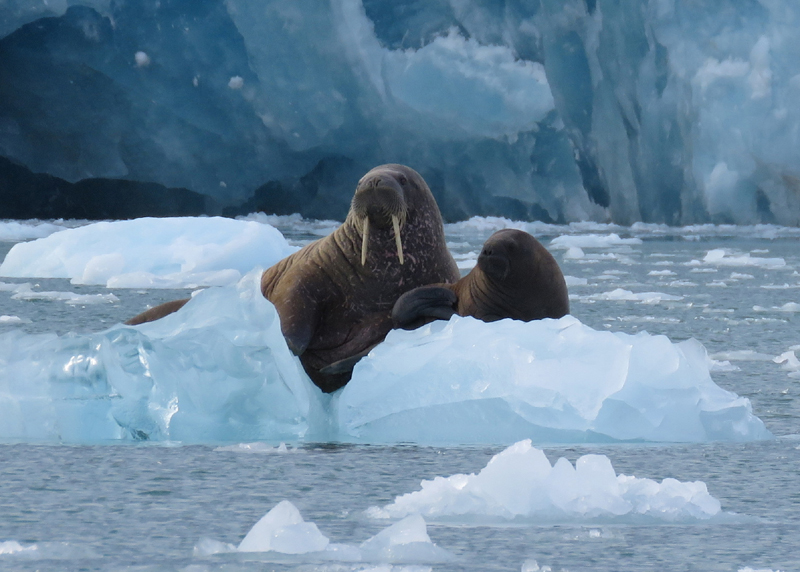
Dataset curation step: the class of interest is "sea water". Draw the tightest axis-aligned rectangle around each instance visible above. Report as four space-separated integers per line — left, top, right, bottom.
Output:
0 218 799 571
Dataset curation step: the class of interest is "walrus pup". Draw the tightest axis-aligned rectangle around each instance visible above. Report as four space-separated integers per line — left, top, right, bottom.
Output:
392 229 569 330
261 164 459 392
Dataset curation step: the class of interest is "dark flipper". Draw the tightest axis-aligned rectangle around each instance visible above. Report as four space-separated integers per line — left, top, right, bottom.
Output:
317 343 380 376
125 298 190 325
392 285 457 330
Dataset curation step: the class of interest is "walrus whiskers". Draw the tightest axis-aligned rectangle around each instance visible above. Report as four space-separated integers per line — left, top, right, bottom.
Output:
392 214 404 265
361 217 369 265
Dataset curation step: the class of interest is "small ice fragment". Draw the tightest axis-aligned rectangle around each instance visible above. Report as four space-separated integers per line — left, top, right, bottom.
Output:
229 76 244 89
193 538 236 556
360 514 453 563
238 500 329 554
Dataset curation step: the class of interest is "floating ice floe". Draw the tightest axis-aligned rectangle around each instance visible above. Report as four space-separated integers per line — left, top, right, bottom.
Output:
574 288 683 304
214 442 296 454
366 440 722 524
0 540 98 560
0 271 771 444
195 501 452 564
0 217 298 288
0 220 71 242
774 351 800 378
549 233 642 249
336 314 771 444
687 249 787 269
753 303 800 313
0 270 324 443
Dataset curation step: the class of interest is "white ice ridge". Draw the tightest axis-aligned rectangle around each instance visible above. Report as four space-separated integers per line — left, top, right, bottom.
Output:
366 440 722 524
336 315 771 444
0 217 298 288
0 220 71 242
0 272 771 445
196 500 453 563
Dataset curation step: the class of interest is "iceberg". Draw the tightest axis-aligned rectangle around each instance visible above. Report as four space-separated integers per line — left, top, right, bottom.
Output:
0 263 772 445
0 217 297 288
366 439 723 524
336 315 771 444
0 270 324 443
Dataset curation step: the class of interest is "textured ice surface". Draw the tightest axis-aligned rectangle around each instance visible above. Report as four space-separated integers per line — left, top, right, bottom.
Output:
0 217 297 288
238 500 330 554
0 270 324 443
359 514 453 563
337 315 771 444
7 2 800 224
366 440 722 524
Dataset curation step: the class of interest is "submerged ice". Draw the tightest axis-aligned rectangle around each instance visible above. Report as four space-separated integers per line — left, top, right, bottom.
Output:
366 439 722 523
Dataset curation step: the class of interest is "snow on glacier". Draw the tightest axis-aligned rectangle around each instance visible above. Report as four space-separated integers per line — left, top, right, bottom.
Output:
336 315 771 444
0 217 298 288
366 439 722 524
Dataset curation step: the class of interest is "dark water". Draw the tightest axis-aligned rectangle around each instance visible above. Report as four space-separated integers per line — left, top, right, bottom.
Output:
0 226 799 570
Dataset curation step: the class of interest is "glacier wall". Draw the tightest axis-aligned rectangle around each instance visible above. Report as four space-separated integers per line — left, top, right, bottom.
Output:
2 0 800 225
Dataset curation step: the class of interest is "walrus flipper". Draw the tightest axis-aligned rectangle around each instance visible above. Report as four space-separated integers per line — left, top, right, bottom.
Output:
125 298 190 326
392 285 457 330
317 343 380 376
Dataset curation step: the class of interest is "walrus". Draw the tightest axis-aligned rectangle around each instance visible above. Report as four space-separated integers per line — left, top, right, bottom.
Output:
126 164 459 393
391 229 569 330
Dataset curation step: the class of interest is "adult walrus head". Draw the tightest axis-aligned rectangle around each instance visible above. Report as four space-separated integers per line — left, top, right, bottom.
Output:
262 164 460 392
392 229 569 330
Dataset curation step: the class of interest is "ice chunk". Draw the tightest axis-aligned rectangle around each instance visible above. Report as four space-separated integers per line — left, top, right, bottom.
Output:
585 289 683 303
10 284 119 305
337 315 771 444
0 269 325 443
366 440 722 524
360 514 453 563
214 442 294 454
549 234 642 249
0 217 298 288
687 249 786 269
238 500 329 554
0 221 70 242
564 275 588 286
0 315 29 324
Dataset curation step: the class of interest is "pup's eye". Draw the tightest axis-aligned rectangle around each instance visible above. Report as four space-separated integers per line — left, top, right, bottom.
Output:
398 175 407 185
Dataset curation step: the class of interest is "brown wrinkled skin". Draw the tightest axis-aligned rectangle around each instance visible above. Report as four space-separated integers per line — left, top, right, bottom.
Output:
392 229 569 329
261 164 459 392
451 229 569 322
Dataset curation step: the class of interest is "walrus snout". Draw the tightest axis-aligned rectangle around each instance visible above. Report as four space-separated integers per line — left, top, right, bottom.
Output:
478 249 511 280
352 171 409 266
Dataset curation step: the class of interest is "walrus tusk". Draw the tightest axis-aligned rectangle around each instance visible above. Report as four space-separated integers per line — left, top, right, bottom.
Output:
361 217 369 265
392 214 404 265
